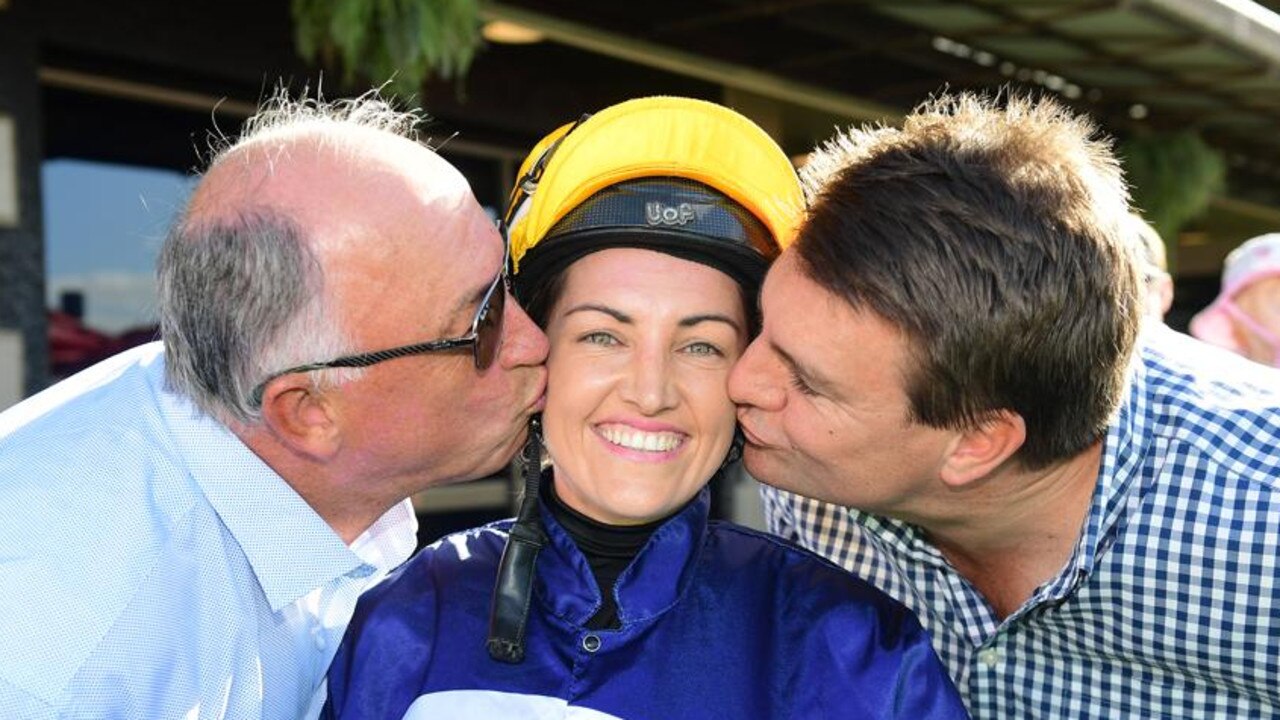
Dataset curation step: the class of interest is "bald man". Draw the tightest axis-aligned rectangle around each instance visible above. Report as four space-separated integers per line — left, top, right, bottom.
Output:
0 93 548 720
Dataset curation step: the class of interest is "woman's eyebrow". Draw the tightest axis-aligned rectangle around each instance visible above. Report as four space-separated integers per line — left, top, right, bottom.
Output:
563 303 630 323
679 314 743 334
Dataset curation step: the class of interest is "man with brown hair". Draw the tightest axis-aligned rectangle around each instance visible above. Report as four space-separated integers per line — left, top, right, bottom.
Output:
730 93 1280 717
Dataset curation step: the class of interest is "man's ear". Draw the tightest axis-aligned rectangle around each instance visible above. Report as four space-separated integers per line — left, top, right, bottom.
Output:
257 376 342 461
939 410 1026 488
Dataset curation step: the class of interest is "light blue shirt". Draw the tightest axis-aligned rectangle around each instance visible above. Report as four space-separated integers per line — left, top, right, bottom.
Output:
0 342 418 720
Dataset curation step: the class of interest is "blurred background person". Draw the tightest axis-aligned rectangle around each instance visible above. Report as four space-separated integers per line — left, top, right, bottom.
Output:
1190 233 1280 368
1130 213 1174 322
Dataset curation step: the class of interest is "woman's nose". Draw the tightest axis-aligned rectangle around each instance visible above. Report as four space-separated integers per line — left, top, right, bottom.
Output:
621 346 678 415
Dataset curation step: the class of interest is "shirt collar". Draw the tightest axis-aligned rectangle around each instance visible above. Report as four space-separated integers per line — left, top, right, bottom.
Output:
1070 335 1152 578
536 481 710 626
156 370 416 611
350 497 418 573
854 512 947 566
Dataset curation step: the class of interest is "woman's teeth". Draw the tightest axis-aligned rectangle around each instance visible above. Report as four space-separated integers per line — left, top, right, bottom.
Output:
599 426 683 452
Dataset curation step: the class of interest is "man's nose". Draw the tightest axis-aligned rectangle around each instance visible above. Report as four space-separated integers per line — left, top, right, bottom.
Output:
728 337 785 411
499 293 550 369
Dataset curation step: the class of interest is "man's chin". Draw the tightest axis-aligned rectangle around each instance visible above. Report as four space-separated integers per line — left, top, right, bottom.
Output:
743 447 812 498
489 423 535 476
461 430 528 486
741 445 781 486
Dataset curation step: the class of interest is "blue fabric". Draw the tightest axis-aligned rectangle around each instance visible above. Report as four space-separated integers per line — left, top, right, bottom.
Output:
325 484 970 719
0 343 417 720
763 325 1280 718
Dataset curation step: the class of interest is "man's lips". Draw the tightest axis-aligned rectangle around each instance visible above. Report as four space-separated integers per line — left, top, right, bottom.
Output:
526 371 548 413
736 419 770 449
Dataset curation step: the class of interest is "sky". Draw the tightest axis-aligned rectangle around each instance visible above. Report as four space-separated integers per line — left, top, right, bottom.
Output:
42 158 197 333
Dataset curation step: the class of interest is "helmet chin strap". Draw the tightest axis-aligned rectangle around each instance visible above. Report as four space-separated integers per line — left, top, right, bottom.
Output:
724 427 745 467
486 415 547 663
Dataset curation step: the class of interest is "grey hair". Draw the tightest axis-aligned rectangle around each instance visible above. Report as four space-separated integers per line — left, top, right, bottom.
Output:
206 85 427 160
160 89 425 424
158 209 357 424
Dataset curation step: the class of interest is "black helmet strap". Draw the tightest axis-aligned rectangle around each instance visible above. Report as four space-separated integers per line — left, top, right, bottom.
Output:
500 113 592 240
485 415 547 663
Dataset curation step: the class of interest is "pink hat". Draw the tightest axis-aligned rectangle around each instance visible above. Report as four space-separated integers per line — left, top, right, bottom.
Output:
1189 233 1280 351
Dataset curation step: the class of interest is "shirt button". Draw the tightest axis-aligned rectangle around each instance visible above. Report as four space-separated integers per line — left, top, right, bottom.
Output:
977 648 1000 668
581 634 601 653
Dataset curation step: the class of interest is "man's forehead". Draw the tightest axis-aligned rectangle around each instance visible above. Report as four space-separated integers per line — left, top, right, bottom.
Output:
761 252 909 384
762 251 823 311
760 255 832 354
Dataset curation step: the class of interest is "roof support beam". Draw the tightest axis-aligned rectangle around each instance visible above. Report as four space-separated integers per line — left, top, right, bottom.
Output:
481 3 901 122
1134 0 1280 70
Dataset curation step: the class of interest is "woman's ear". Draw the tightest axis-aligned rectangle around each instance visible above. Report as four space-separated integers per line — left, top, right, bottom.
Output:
938 410 1026 488
257 376 342 461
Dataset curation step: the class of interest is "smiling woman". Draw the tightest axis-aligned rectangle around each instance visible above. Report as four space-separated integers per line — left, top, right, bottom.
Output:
323 96 970 720
541 248 745 528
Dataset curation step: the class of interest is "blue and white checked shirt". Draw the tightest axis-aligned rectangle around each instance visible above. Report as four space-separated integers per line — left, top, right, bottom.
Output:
763 325 1280 718
0 343 417 720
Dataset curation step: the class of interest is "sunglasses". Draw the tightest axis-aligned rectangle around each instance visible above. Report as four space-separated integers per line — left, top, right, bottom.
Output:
248 248 508 408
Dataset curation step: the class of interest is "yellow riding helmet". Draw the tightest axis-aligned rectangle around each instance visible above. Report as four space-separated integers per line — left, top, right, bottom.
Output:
503 96 804 316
